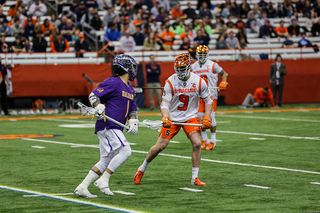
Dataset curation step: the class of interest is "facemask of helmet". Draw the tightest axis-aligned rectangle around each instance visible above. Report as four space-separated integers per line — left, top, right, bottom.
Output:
196 45 209 64
113 54 138 81
174 53 192 81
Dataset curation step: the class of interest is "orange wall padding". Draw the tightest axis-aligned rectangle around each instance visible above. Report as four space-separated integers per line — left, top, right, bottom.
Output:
11 59 320 105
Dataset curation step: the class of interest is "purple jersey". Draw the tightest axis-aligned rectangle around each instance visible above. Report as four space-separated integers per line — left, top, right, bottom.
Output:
92 76 137 133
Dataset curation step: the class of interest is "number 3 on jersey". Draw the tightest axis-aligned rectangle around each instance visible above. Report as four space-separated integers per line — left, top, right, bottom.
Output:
177 95 189 111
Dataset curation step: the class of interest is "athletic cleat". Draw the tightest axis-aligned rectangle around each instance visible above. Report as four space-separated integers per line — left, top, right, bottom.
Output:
134 170 144 185
206 142 216 150
94 179 114 196
201 140 207 149
191 177 206 186
74 185 98 198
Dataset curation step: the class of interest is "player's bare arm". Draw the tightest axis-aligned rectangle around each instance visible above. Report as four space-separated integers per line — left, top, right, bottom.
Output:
218 70 229 91
219 70 228 82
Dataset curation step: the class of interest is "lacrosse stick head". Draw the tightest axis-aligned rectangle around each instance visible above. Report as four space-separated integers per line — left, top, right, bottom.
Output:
143 120 163 130
77 102 96 116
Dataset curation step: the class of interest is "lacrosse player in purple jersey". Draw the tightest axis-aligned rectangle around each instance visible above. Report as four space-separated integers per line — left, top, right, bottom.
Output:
74 54 139 198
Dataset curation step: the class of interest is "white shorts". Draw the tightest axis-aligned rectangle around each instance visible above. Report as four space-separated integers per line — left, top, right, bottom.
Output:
97 128 130 157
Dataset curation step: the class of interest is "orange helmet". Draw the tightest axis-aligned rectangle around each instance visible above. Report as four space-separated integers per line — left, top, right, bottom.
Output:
174 53 192 80
196 45 209 64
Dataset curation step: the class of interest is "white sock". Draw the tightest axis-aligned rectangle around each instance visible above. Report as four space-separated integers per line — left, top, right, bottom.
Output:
201 131 208 142
80 169 99 188
99 171 112 186
192 167 199 181
138 159 149 172
211 133 216 143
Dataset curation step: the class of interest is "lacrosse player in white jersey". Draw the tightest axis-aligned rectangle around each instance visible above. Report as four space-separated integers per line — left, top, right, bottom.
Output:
192 45 230 151
134 53 213 186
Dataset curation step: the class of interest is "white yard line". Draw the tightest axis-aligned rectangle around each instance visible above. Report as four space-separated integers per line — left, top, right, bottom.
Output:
113 191 136 195
216 130 319 140
179 188 203 192
249 138 266 140
42 119 94 123
243 184 271 189
23 193 74 197
0 185 143 213
216 114 320 123
21 138 320 175
31 146 46 149
310 182 320 185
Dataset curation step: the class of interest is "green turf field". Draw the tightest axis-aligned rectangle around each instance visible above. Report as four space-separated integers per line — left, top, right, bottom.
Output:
1 104 320 213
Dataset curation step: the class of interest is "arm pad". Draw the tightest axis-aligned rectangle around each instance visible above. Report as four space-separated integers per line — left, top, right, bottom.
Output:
89 92 101 107
160 101 171 110
128 111 138 119
203 95 213 105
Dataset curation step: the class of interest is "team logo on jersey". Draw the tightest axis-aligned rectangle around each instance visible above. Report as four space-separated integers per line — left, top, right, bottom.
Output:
0 134 63 140
97 88 104 93
183 82 187 86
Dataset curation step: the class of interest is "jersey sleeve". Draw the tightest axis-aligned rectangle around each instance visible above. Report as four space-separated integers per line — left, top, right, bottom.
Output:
199 78 210 99
92 80 115 102
213 63 223 74
162 80 174 102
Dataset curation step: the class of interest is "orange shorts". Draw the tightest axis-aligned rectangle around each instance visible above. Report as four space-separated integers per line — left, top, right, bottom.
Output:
158 117 200 139
198 98 217 113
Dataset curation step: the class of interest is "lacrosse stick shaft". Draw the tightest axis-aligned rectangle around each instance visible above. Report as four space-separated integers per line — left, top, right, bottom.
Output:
172 122 202 126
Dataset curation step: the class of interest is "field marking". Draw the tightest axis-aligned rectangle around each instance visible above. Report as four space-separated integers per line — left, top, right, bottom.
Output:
43 119 94 123
9 119 17 121
59 124 95 128
113 191 135 195
31 146 46 149
216 114 320 123
20 138 320 175
310 182 320 185
216 130 320 140
170 141 180 143
179 188 203 192
23 138 136 146
249 138 266 141
23 193 74 197
244 184 271 189
0 185 144 213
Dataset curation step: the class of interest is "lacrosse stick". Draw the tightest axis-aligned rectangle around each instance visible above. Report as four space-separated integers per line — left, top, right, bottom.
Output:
143 120 202 130
209 87 220 91
77 102 129 130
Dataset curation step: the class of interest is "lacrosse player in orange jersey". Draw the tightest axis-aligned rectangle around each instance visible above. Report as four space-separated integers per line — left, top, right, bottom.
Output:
134 53 213 186
192 45 229 150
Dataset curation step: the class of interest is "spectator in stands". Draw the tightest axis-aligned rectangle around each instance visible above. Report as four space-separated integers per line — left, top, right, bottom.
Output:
0 36 9 52
90 11 103 30
11 35 26 53
230 2 240 17
183 2 197 19
143 31 157 50
160 25 175 50
24 18 34 38
104 22 120 43
269 54 287 107
275 20 288 37
33 22 42 38
194 28 210 46
10 18 21 36
75 32 90 57
8 4 17 17
81 7 95 30
240 0 251 18
32 31 47 52
119 30 136 51
158 0 170 12
175 19 185 35
226 15 235 28
51 14 60 27
134 0 143 13
282 34 294 48
312 18 320 36
314 0 320 16
226 31 241 49
258 11 274 28
85 0 98 9
29 0 47 16
75 1 88 24
103 6 116 27
72 27 80 45
156 7 167 23
58 16 67 31
179 36 189 50
298 32 320 52
151 1 160 17
0 8 5 24
239 37 248 49
179 24 193 42
245 12 258 33
216 19 227 34
142 0 154 10
235 15 245 29
150 18 160 32
296 0 306 13
141 5 150 21
0 20 11 36
199 2 213 19
277 4 285 18
18 26 27 42
239 86 275 109
247 5 261 19
288 19 300 37
306 12 318 29
236 27 248 44
132 13 143 27
145 54 161 110
258 0 268 12
259 20 279 39
266 2 277 18
171 2 185 20
303 0 312 17
216 34 228 49
41 18 54 36
61 19 74 42
132 25 145 46
122 16 135 34
51 31 69 53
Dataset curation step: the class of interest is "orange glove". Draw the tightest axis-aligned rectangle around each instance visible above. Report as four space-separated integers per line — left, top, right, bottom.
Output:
219 81 229 91
201 116 212 130
161 116 172 128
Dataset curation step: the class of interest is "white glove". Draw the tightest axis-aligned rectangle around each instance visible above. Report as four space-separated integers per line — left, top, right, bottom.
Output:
95 104 105 120
126 119 139 135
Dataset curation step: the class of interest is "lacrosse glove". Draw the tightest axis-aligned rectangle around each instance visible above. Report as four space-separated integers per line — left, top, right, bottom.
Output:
162 116 172 128
201 116 212 130
126 119 139 135
95 104 105 120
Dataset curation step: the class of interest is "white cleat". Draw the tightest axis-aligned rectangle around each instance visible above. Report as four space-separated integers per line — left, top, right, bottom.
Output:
94 179 114 196
74 185 98 198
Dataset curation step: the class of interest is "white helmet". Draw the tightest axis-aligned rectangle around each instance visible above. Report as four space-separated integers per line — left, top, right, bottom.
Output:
196 45 209 64
174 53 192 80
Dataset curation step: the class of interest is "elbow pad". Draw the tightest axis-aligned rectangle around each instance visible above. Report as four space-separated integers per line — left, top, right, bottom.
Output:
160 101 170 110
128 111 138 119
203 95 213 105
89 92 101 107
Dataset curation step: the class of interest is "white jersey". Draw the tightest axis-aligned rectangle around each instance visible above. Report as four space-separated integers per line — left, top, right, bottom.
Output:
162 72 211 122
192 60 222 99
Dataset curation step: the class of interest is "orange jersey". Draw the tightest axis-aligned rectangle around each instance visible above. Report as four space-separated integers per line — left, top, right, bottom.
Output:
171 8 183 19
24 18 37 27
254 88 275 107
161 30 175 45
275 26 288 35
179 32 193 40
132 19 142 27
41 23 54 34
8 8 16 17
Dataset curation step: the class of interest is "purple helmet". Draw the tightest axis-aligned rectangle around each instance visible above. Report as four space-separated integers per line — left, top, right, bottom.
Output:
113 54 138 81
